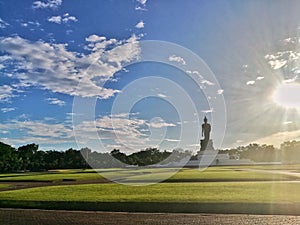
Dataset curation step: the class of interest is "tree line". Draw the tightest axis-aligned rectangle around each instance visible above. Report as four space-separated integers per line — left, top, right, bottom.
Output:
1 140 300 172
221 141 300 163
0 142 189 172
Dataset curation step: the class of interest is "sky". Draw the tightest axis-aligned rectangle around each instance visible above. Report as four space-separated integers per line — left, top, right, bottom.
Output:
1 0 300 152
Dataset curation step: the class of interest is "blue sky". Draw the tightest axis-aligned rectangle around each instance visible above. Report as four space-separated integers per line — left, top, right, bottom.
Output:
1 0 300 152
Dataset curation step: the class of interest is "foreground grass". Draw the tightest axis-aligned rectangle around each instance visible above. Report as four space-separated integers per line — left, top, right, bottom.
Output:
0 182 300 204
1 166 300 214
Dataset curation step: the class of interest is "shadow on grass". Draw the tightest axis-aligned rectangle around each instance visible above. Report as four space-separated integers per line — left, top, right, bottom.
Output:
1 200 300 215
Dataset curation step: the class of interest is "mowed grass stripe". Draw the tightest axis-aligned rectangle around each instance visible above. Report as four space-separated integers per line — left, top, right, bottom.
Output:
0 167 294 183
0 182 299 204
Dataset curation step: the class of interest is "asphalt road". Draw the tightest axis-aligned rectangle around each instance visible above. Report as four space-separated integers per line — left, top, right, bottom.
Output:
1 208 300 225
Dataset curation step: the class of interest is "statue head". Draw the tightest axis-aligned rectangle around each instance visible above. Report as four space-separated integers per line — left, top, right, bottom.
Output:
204 116 208 123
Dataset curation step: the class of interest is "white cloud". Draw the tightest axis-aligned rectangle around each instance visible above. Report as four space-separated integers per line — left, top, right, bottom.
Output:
135 6 147 11
0 119 74 145
48 16 61 24
62 16 77 23
164 138 180 142
32 0 62 9
0 113 177 151
157 93 167 98
74 113 177 151
74 113 148 151
201 109 214 113
256 76 265 80
20 21 41 28
0 18 9 29
135 20 145 29
46 97 65 106
135 0 148 11
137 0 147 4
217 89 224 95
0 131 9 134
86 34 106 42
48 14 77 24
186 70 201 76
1 107 16 113
149 120 176 128
268 59 287 70
201 79 215 86
283 76 298 83
188 143 200 147
246 80 255 85
185 70 205 84
0 85 15 102
28 21 41 27
0 34 140 99
265 47 300 72
168 55 186 65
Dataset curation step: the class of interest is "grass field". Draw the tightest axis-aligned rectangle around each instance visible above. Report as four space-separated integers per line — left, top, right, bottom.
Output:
1 182 300 203
0 167 294 183
1 165 300 214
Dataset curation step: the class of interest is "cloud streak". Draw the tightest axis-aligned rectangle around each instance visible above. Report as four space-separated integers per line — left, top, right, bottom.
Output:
46 98 65 106
0 18 9 29
168 55 186 65
0 85 16 102
48 13 78 24
1 107 16 113
32 0 62 9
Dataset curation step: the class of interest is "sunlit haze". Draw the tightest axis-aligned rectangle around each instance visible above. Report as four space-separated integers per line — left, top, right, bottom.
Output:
273 83 300 109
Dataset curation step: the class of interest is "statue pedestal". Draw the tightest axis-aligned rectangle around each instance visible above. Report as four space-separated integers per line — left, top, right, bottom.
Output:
185 138 217 167
200 139 214 151
185 149 218 167
197 139 216 167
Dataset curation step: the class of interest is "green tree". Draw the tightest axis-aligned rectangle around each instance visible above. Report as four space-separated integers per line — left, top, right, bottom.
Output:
0 142 20 172
17 143 39 171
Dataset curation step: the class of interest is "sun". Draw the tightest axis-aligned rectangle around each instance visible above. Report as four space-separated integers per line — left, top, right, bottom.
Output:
272 83 300 109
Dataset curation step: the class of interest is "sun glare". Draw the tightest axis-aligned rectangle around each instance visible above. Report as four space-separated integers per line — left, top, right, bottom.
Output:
273 83 300 108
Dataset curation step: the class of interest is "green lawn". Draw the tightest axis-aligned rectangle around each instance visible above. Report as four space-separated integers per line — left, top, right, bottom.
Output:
1 165 300 214
0 166 296 183
167 167 295 181
111 167 296 182
0 182 299 204
225 164 300 172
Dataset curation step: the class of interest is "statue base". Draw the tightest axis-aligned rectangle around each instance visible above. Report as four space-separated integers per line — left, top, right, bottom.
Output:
200 139 214 151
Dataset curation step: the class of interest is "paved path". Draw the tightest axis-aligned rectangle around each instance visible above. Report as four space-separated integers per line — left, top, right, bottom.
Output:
1 208 300 225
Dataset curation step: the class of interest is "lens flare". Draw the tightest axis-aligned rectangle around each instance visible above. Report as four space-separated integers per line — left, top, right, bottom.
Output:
273 83 300 109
